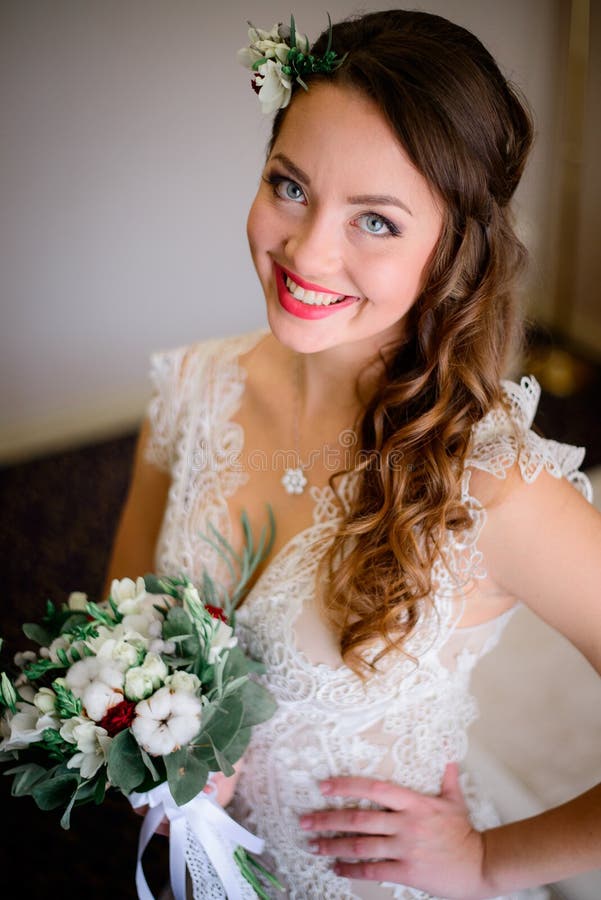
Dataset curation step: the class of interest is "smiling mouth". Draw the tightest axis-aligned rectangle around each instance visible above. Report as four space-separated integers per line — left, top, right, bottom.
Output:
283 273 349 306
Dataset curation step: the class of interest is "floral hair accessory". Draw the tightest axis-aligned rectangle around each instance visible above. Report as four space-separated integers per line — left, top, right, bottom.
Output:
237 13 347 115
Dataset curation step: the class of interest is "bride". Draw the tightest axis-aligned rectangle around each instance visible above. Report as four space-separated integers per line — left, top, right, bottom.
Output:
104 9 601 899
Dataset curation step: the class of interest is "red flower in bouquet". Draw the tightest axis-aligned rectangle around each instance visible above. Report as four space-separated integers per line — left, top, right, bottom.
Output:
99 699 137 737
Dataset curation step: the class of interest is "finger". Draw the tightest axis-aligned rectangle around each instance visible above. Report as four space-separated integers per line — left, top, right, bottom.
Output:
440 761 463 802
309 834 397 860
300 808 398 835
333 860 411 882
320 777 418 811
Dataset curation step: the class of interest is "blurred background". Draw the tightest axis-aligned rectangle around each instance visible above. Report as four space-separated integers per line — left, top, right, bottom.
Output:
0 1 600 898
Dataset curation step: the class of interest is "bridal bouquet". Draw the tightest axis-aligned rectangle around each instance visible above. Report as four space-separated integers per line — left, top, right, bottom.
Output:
0 508 282 899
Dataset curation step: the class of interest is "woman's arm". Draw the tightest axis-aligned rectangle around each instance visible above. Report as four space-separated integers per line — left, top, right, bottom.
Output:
107 416 243 822
102 417 171 598
303 466 601 898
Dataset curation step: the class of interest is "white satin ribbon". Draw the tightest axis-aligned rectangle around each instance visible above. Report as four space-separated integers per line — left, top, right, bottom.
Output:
129 780 265 900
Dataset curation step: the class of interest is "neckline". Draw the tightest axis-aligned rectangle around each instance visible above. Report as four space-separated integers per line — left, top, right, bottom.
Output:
214 329 517 635
214 328 353 599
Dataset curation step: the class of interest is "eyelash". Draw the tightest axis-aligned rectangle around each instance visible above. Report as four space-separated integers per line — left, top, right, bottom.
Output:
262 173 402 239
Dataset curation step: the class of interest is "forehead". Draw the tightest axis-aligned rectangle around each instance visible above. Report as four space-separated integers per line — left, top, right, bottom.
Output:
269 82 437 206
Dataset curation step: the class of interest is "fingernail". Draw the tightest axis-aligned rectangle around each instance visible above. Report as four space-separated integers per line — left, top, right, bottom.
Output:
299 815 313 829
320 780 332 794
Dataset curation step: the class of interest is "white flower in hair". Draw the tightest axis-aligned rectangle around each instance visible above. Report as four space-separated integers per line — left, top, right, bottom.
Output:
254 59 294 115
238 14 345 114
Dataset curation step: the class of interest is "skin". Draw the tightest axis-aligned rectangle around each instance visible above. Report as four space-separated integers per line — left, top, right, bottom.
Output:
246 81 443 422
109 81 601 892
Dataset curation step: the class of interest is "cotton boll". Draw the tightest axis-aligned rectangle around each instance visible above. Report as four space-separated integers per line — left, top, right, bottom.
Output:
82 682 124 722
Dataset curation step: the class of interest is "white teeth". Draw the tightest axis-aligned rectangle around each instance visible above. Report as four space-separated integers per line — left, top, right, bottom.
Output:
285 275 345 306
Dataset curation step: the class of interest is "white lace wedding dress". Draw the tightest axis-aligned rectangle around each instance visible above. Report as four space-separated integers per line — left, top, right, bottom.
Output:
144 327 592 900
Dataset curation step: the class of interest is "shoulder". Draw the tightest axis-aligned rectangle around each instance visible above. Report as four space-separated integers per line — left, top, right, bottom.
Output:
144 327 269 471
462 377 601 664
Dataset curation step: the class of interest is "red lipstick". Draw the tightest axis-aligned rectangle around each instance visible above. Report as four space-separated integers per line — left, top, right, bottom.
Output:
273 262 359 320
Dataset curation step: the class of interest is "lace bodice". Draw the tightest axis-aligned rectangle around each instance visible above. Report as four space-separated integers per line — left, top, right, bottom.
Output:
144 329 592 900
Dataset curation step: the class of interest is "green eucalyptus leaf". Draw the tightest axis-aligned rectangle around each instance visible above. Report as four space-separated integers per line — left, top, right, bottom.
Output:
202 694 243 751
31 773 79 810
222 646 253 680
22 623 53 646
4 762 49 796
140 747 161 781
60 785 79 829
165 746 209 806
107 729 146 793
93 770 108 805
220 725 252 765
239 680 277 728
210 743 235 777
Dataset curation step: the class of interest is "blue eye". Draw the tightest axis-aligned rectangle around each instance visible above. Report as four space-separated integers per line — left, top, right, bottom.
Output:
356 213 398 237
265 174 306 203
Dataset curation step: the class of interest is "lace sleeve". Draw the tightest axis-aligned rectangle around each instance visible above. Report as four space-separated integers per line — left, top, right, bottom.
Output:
467 374 593 503
143 344 194 473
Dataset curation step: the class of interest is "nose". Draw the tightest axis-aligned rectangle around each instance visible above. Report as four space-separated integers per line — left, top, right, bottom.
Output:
283 209 342 279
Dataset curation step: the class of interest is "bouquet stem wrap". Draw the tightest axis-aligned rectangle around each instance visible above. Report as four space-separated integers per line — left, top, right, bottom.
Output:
129 782 264 900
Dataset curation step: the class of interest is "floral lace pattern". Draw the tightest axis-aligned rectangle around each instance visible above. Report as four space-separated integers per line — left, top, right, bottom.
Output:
144 331 591 900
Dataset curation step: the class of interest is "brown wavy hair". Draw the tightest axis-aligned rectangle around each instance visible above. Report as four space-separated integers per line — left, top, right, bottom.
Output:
267 10 534 675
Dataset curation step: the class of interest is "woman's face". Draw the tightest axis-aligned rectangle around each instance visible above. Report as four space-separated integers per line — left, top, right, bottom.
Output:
246 82 444 356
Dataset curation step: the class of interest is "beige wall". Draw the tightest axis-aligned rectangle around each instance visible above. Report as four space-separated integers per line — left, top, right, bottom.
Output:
0 0 586 462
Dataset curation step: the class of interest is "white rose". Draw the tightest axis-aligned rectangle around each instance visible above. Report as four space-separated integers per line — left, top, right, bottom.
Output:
124 667 155 702
61 716 112 778
164 671 201 694
67 591 88 611
131 686 202 756
123 651 167 701
96 637 143 670
88 622 148 657
208 619 238 664
140 652 168 687
33 687 57 715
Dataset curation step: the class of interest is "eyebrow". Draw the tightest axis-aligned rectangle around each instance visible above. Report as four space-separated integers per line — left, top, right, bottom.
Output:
270 152 414 217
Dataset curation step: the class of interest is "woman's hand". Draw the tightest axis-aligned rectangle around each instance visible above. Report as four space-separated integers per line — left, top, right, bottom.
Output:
131 763 244 837
300 763 489 900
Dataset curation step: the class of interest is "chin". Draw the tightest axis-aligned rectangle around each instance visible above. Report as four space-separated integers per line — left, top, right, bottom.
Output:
264 304 342 356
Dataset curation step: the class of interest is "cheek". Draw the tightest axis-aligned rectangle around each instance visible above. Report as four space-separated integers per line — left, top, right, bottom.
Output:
246 193 280 256
246 196 262 252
